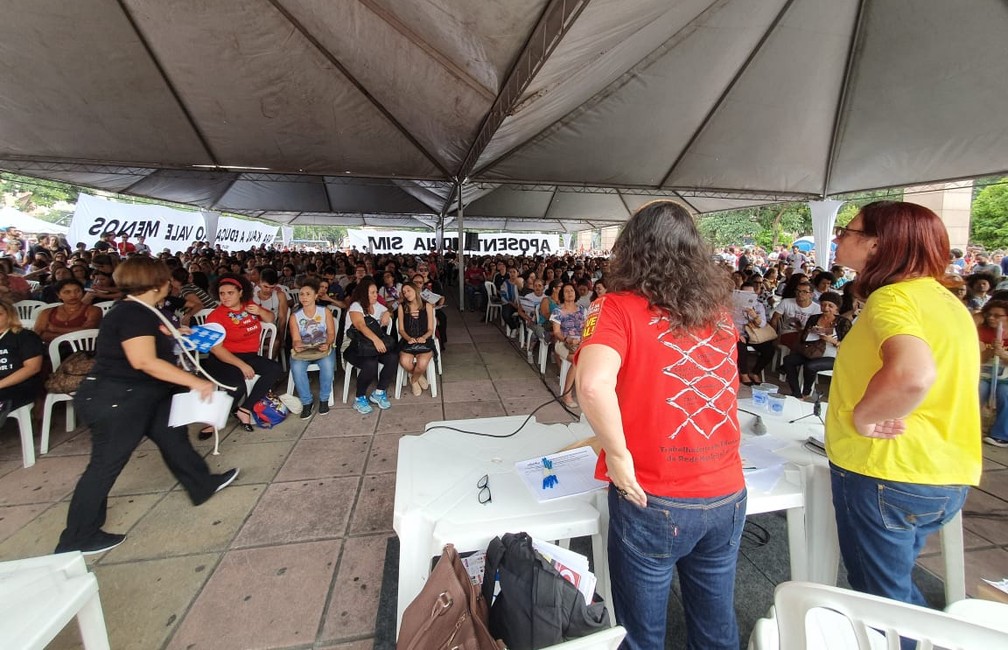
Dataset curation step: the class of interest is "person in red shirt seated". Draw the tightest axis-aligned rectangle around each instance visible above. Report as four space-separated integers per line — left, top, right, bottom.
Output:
576 200 745 650
201 273 283 435
463 261 486 312
117 235 137 255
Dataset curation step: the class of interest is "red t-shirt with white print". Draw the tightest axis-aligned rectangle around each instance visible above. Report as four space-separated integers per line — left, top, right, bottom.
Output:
576 292 744 498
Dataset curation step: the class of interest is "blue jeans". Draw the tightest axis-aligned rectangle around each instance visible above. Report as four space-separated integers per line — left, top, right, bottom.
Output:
289 350 335 404
830 463 968 606
608 486 747 650
980 378 1008 441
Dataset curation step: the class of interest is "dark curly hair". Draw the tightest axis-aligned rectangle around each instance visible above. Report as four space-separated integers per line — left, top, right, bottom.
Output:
607 200 731 330
212 272 253 304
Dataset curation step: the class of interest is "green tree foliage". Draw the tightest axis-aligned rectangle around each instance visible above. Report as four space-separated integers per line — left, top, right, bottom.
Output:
292 225 347 244
697 202 811 248
1 173 84 210
970 178 1008 250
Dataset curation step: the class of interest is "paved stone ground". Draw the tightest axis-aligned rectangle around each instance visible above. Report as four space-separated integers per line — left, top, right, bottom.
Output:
1 299 1006 649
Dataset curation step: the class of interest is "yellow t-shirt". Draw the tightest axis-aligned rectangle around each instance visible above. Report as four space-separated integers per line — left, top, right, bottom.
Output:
826 277 981 485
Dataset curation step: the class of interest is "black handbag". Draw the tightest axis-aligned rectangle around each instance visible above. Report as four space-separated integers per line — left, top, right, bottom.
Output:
347 313 395 357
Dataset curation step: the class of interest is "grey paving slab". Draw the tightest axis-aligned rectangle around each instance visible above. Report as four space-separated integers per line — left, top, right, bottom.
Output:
232 476 359 548
321 534 389 643
365 433 411 475
304 407 381 438
918 546 1008 598
493 377 555 401
441 379 499 403
441 362 491 381
40 429 93 457
275 436 372 481
49 553 220 650
978 468 1008 503
200 437 296 487
349 474 395 535
0 458 22 480
167 540 341 650
107 448 180 497
501 397 578 424
375 402 444 434
962 489 1008 543
0 455 88 506
444 400 507 420
0 502 49 544
101 485 262 562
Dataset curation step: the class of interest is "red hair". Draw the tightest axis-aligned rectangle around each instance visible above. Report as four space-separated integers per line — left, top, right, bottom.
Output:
854 201 949 298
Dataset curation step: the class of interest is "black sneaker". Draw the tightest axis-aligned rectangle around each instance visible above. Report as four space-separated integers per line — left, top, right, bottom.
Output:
76 530 127 556
215 468 240 493
300 402 314 419
317 401 329 415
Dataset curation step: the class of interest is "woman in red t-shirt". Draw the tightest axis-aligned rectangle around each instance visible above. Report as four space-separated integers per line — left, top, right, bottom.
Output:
576 201 745 650
202 274 283 433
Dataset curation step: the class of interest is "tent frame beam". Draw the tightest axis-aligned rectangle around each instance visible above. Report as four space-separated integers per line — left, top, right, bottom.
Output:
821 0 868 198
442 0 592 216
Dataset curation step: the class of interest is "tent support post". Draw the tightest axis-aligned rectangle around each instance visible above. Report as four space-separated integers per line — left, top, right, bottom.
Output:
457 180 465 312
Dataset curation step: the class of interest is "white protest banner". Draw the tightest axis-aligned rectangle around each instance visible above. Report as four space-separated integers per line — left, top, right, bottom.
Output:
212 216 278 251
347 230 559 255
70 194 206 253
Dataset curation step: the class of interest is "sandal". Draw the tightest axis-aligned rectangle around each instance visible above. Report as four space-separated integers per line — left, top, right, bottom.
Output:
235 408 255 432
198 426 214 441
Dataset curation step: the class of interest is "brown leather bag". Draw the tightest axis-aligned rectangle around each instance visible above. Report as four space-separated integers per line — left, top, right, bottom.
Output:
398 544 504 650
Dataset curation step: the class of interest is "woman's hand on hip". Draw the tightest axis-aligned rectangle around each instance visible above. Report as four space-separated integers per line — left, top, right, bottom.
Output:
853 410 906 439
606 452 647 508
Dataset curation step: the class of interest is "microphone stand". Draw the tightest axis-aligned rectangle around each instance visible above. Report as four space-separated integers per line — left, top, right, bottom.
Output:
789 392 825 425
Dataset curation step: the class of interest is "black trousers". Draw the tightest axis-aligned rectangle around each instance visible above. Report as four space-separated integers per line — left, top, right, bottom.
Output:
783 353 835 397
202 352 283 411
57 378 218 550
736 340 776 377
346 349 398 397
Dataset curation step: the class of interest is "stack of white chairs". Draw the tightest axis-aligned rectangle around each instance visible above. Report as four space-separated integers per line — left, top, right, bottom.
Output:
0 552 111 649
483 281 503 324
40 329 100 457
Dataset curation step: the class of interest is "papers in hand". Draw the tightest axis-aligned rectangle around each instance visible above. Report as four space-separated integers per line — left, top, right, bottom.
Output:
532 537 597 604
983 578 1008 595
515 447 607 502
420 288 443 305
168 390 234 429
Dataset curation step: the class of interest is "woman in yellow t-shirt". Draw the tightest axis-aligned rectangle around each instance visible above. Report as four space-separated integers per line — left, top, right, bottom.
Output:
827 201 981 607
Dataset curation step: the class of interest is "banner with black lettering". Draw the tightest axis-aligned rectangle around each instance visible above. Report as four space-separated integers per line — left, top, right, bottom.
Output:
347 229 558 255
213 215 278 251
69 194 206 253
70 195 279 253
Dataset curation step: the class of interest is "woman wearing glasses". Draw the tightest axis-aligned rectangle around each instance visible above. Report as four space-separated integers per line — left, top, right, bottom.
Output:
576 201 744 650
827 202 980 607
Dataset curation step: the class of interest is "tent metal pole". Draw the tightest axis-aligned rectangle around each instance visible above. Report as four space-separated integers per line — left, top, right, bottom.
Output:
457 180 465 312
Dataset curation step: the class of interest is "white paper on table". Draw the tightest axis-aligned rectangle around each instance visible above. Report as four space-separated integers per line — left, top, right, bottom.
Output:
533 537 597 604
983 578 1008 595
740 437 788 471
743 466 784 493
168 390 234 429
515 447 607 502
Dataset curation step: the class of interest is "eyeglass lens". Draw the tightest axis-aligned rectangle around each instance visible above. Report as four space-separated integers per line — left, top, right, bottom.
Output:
477 474 491 504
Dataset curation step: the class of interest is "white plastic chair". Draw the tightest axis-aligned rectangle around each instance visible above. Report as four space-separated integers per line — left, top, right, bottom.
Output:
342 319 392 403
484 280 503 324
285 306 340 407
767 581 1008 650
539 627 626 649
0 552 111 649
10 403 35 468
40 329 100 455
15 299 48 322
191 307 214 326
93 301 115 317
243 322 277 395
26 279 41 293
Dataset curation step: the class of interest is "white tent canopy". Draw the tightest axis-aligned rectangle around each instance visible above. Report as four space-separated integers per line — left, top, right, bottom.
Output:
1 0 1006 229
0 206 68 235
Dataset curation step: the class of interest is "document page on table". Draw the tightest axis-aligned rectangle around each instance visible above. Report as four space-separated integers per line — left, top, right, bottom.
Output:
740 436 788 493
515 447 608 502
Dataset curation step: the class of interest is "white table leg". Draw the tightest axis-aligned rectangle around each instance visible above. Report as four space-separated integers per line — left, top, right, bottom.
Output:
801 463 839 585
77 584 112 650
592 490 614 618
940 511 966 604
785 505 808 582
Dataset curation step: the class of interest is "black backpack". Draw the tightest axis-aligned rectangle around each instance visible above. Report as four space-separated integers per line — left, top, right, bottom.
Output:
480 532 610 650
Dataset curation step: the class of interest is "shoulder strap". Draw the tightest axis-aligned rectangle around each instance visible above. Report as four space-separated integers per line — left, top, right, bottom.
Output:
481 536 506 605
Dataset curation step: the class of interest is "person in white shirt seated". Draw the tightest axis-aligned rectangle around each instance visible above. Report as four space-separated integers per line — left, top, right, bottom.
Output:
519 279 549 340
770 281 821 349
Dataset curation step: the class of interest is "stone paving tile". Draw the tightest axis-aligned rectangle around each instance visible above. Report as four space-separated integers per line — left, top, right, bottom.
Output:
441 379 498 403
107 447 180 497
918 546 1008 598
318 639 374 650
484 361 539 379
0 455 88 506
0 493 162 562
390 382 441 404
501 397 578 424
978 468 1008 503
167 540 341 650
200 437 296 486
40 429 93 457
983 455 1008 471
350 475 395 535
225 416 306 444
366 433 410 474
444 341 476 354
49 553 220 650
275 436 371 481
493 377 555 400
232 476 359 548
376 402 444 434
102 485 262 562
962 489 1008 542
304 407 381 438
982 445 1008 468
441 362 491 381
444 400 507 420
321 534 389 643
0 458 21 480
920 524 999 557
468 327 511 342
0 502 49 544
